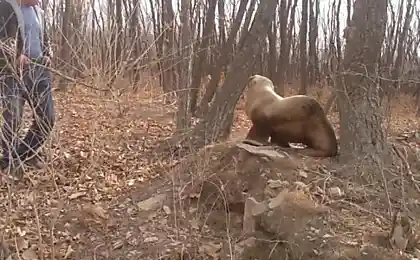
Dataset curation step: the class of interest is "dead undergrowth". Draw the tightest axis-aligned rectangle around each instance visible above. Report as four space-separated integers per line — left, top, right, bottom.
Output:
0 81 418 260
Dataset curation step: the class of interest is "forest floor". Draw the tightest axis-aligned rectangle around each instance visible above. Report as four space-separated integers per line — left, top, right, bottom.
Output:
0 78 419 260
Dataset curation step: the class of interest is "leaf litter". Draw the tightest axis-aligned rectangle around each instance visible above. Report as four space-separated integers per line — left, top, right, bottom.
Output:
0 85 418 259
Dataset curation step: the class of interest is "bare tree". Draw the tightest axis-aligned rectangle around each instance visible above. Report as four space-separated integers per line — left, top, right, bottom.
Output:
176 0 193 130
57 0 71 91
195 0 250 117
287 0 299 83
274 0 289 95
41 0 418 139
217 0 227 45
308 0 320 85
189 0 218 116
337 0 388 161
391 0 414 89
267 12 277 81
157 0 279 156
159 0 178 99
298 0 309 94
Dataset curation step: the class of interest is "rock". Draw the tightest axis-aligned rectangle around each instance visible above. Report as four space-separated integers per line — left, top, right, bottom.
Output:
235 237 256 255
243 197 268 235
137 194 167 211
235 142 296 166
328 187 343 198
268 189 289 209
243 198 257 235
298 170 308 178
261 190 329 239
251 201 268 217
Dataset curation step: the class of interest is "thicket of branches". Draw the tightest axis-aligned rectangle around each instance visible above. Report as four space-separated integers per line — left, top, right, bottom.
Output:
45 0 419 163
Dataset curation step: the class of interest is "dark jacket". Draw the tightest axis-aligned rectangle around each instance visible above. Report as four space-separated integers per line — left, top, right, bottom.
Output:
0 0 52 72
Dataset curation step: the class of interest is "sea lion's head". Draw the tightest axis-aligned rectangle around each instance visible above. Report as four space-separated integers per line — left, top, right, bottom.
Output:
246 75 275 92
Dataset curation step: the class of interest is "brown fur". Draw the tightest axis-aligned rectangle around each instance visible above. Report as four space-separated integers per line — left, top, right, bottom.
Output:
244 75 338 157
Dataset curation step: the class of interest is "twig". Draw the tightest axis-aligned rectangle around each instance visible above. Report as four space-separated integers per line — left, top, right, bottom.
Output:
45 65 109 92
392 144 420 193
0 39 108 91
333 199 387 222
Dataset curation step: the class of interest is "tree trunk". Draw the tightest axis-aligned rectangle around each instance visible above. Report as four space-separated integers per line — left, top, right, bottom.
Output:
337 0 388 162
274 0 288 95
298 0 309 94
57 0 71 91
189 0 218 116
176 0 193 130
161 0 177 100
239 0 258 42
267 13 277 80
218 0 226 46
157 0 279 157
195 0 250 117
149 0 165 89
128 0 141 84
391 0 414 90
308 0 319 85
286 0 298 86
115 0 123 62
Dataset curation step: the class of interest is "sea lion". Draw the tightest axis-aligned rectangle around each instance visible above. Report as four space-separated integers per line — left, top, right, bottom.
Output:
244 74 338 157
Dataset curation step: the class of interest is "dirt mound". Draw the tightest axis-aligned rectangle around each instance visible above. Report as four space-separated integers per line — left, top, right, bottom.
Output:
130 141 420 259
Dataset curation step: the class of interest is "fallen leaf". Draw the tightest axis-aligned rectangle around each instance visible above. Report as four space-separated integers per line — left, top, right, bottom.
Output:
137 194 166 211
298 170 308 178
112 240 124 250
63 152 71 159
16 227 26 237
199 242 222 259
68 192 86 200
267 179 289 189
83 204 108 219
80 151 87 158
328 187 343 197
27 192 36 204
163 205 171 215
144 237 159 243
64 245 74 259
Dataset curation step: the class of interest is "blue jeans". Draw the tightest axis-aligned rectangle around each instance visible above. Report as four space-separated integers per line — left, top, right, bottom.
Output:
0 64 55 168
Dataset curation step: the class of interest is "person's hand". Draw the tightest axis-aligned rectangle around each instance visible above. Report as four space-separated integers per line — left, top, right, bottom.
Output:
43 56 51 66
16 54 29 67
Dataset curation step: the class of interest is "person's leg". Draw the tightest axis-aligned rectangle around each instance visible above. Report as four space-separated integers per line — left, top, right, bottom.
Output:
15 65 55 167
0 75 26 170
